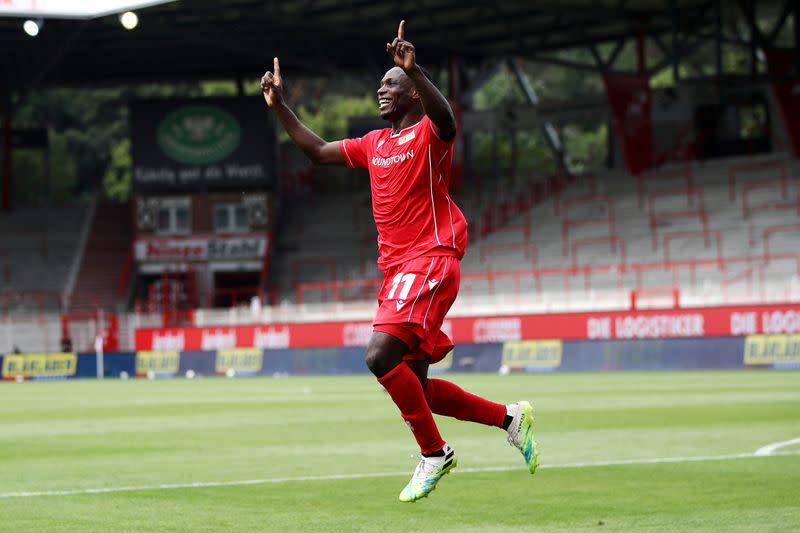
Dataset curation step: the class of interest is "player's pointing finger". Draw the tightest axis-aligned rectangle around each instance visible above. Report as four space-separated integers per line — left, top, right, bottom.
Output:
398 20 405 40
273 57 281 82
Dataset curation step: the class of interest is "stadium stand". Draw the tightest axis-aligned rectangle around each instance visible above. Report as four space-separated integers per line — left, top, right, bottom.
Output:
0 203 90 352
68 201 133 314
272 191 377 302
283 153 800 312
33 151 791 341
0 204 89 299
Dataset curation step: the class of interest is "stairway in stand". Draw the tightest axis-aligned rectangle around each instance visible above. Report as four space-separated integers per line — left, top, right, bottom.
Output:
69 201 132 314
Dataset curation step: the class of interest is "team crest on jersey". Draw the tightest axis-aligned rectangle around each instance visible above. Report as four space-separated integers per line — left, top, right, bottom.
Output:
398 130 416 145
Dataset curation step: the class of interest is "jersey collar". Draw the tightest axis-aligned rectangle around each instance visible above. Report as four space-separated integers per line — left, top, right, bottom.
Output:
390 119 422 138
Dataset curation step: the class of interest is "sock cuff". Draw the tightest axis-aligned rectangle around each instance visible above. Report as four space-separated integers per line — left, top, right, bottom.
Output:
376 362 407 385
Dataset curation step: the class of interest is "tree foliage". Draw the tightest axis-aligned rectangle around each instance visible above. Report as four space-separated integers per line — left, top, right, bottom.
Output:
3 28 780 205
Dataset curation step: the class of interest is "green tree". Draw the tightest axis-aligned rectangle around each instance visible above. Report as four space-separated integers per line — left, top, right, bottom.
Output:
294 94 377 141
10 83 203 204
103 138 132 201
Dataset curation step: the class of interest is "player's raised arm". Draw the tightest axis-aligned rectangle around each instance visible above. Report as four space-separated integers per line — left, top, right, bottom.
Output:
261 57 345 166
387 20 456 141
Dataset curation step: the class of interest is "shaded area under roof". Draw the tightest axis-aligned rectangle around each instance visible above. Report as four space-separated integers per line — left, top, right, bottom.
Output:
0 0 793 88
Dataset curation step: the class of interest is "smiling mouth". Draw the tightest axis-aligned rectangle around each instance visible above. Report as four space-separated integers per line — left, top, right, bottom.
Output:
379 98 391 109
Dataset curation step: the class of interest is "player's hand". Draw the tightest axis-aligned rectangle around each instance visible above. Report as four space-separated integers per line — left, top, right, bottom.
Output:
386 20 416 72
261 57 284 108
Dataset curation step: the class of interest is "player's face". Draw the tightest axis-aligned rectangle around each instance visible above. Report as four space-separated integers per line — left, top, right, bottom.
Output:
378 67 417 121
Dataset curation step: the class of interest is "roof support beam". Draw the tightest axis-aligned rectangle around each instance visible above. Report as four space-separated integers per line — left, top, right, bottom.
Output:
795 0 800 77
606 38 628 69
670 0 681 82
768 0 794 42
508 57 564 170
714 0 723 78
526 55 603 73
648 34 708 76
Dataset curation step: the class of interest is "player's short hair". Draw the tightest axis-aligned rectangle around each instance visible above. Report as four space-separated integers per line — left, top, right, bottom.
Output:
387 64 435 83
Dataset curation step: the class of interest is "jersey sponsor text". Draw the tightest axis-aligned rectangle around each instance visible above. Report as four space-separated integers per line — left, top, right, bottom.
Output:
371 150 414 167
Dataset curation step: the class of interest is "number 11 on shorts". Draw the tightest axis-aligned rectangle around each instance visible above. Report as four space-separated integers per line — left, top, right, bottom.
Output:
387 272 416 300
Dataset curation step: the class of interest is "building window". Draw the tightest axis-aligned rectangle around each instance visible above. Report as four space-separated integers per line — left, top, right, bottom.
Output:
157 208 171 232
154 198 191 235
214 204 250 233
214 206 230 231
234 205 249 229
175 206 190 232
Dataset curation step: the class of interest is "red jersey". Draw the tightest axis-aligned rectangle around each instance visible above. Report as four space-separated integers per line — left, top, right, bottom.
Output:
339 115 468 270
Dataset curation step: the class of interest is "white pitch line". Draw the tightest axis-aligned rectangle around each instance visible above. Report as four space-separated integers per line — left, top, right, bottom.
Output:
754 437 800 456
2 450 799 499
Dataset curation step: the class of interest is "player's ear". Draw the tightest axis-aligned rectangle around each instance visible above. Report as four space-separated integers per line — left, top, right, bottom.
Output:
410 88 421 102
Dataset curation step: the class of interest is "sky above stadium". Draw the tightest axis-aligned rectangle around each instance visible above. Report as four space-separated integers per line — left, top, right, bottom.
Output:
0 0 176 18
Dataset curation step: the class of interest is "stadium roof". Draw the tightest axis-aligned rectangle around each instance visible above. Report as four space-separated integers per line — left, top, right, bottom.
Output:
0 1 177 19
0 0 793 88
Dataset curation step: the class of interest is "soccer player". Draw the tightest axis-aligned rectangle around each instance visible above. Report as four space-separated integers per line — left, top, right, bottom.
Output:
261 21 538 502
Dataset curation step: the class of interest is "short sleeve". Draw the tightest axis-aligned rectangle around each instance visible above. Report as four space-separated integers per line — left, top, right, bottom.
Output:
339 136 370 169
426 115 456 147
422 116 453 173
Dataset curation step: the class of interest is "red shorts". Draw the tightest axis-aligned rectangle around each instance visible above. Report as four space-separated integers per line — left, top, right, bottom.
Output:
373 254 460 364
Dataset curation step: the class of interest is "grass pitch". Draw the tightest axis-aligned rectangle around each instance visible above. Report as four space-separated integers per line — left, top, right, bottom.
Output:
1 371 799 532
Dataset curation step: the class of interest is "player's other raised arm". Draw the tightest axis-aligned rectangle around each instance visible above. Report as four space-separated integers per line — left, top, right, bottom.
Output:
387 20 456 141
261 57 345 166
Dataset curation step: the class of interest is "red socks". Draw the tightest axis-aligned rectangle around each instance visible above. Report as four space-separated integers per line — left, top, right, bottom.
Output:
425 378 506 428
378 363 445 455
377 366 507 454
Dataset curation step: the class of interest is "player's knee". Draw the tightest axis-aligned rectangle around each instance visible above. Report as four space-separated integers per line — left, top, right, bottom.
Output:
364 347 385 377
365 331 408 378
365 346 390 377
365 344 403 378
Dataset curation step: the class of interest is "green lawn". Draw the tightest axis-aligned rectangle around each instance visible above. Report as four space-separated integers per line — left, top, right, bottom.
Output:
1 371 799 532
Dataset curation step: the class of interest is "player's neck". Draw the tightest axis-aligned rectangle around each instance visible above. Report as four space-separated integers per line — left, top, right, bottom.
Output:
391 111 425 135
